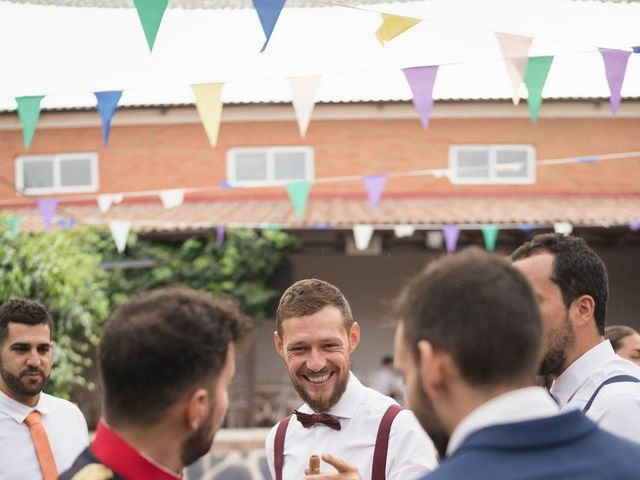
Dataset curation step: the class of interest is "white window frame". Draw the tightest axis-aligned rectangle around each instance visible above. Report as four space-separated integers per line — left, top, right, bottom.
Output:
15 152 99 195
226 146 314 187
449 145 536 185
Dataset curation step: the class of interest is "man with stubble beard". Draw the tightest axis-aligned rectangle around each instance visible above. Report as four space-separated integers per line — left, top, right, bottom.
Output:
512 233 640 443
60 287 250 480
266 279 436 480
0 299 89 480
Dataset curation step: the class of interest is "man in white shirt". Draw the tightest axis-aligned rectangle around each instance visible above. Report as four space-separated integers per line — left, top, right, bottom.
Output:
394 247 640 479
266 278 436 480
512 233 640 443
0 298 89 480
370 355 405 405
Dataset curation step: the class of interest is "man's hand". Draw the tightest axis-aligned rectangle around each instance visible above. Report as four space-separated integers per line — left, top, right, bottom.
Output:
304 453 364 479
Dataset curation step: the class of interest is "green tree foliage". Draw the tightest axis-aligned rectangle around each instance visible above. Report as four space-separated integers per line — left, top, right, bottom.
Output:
0 214 298 398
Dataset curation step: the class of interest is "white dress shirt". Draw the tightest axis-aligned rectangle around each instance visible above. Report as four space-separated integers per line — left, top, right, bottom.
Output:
0 389 89 479
265 372 437 480
447 387 560 456
550 340 640 443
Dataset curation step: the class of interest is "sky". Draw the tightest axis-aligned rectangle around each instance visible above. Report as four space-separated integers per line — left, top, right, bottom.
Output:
0 0 638 110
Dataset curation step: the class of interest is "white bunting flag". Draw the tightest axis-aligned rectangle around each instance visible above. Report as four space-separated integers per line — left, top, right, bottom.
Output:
97 195 114 213
109 220 132 253
288 76 321 138
159 189 185 209
394 225 415 238
353 224 374 251
553 222 573 235
495 33 532 106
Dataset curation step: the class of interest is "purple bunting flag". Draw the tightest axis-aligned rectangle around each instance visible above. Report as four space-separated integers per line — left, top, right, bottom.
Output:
443 225 460 253
252 0 286 52
363 175 388 210
216 224 226 246
402 66 438 130
629 220 640 232
37 198 58 231
600 49 631 117
95 91 123 145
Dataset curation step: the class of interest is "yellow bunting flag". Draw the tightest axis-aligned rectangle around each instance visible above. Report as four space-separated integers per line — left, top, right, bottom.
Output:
375 13 421 45
191 83 224 148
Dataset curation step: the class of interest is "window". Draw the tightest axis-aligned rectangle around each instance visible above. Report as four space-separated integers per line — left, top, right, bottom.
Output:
226 147 314 186
15 153 99 194
449 145 535 184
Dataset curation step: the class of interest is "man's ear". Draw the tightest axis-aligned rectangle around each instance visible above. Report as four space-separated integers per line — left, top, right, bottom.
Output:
571 294 596 329
274 331 284 357
185 388 209 432
418 340 446 396
348 322 361 353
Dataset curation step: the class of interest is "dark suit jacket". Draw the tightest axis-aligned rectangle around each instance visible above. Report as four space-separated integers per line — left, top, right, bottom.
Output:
58 447 123 480
423 410 640 480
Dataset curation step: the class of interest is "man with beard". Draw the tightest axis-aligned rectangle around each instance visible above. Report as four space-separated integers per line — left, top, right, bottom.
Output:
512 233 640 443
60 287 250 480
0 299 89 480
266 279 436 480
394 247 640 479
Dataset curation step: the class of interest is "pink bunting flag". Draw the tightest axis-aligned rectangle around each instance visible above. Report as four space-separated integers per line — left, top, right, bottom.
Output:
600 49 631 117
443 225 460 253
363 175 388 210
37 198 58 231
402 66 438 130
216 225 226 246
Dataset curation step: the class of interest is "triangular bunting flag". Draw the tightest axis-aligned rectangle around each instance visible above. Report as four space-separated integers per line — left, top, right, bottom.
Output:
57 218 76 230
524 56 554 124
553 222 573 235
16 96 44 150
286 181 311 218
481 225 499 252
133 0 169 52
394 225 415 238
216 225 226 246
600 49 631 117
37 198 58 231
628 220 640 232
94 91 122 145
97 194 114 214
288 76 321 138
191 83 224 148
495 33 532 105
353 224 374 251
252 0 286 52
2 216 21 237
363 175 388 210
159 189 185 209
402 66 438 130
375 13 421 45
426 231 444 249
109 220 132 253
443 225 460 253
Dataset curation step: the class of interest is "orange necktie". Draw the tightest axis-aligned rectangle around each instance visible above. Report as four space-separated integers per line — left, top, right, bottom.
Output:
24 411 58 480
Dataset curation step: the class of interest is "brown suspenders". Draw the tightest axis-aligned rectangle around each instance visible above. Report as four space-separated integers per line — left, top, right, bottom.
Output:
274 404 403 480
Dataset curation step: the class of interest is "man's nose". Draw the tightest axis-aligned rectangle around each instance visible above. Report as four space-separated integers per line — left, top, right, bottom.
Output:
26 349 42 367
306 349 327 372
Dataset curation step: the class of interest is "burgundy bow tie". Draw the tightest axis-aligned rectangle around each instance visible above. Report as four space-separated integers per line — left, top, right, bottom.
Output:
294 410 342 431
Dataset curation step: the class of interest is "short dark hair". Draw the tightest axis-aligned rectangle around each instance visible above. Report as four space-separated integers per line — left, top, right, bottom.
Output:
276 278 353 338
396 247 543 387
511 233 609 335
99 286 251 428
0 299 52 346
605 325 638 352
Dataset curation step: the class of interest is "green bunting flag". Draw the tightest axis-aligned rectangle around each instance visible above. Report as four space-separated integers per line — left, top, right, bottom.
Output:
285 181 311 218
481 225 499 252
524 56 554 124
16 96 44 150
133 0 169 52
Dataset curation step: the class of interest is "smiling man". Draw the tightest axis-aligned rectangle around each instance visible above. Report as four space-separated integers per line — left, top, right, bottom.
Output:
266 278 436 480
0 299 89 480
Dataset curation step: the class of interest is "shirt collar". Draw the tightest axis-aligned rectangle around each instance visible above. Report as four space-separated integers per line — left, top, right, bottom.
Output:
447 387 559 456
0 389 50 423
91 420 182 480
298 371 365 419
550 340 615 405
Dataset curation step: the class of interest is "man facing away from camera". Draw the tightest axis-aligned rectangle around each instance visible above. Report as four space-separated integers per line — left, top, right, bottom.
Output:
60 286 250 480
394 247 640 479
266 278 436 480
512 233 640 443
0 299 88 480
